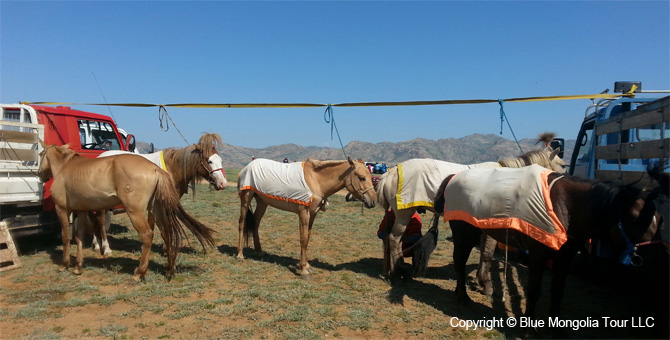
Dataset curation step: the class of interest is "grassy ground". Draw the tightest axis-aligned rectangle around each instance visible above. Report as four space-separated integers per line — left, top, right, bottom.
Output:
0 178 667 339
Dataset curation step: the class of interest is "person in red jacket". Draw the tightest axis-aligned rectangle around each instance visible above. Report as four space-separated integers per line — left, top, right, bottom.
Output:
377 209 422 257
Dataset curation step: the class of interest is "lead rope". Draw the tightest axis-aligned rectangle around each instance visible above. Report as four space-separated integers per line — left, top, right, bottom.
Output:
324 104 347 159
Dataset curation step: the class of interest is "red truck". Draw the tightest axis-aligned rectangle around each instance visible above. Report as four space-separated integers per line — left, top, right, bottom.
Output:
0 104 135 238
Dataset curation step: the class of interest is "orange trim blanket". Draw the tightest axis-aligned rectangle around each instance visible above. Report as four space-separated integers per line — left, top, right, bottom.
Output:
238 158 312 206
443 164 567 250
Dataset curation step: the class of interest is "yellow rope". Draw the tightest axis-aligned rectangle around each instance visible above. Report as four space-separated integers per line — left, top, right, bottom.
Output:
20 90 636 109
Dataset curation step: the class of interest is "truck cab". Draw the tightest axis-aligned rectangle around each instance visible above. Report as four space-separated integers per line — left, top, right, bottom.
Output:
568 82 669 262
570 94 669 185
1 104 134 237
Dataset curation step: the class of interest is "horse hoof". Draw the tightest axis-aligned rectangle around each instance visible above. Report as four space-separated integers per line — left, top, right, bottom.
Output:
72 268 82 275
58 266 67 272
300 274 312 281
236 254 245 260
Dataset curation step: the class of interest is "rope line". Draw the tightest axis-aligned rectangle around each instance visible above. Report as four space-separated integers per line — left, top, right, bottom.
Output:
158 106 190 145
498 99 524 154
323 104 347 159
20 91 636 110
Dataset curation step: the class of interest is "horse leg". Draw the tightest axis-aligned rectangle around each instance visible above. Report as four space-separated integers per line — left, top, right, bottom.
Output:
476 234 498 296
56 207 72 272
451 220 481 305
297 209 313 277
127 211 154 281
387 210 411 279
251 198 268 254
237 191 254 259
549 241 580 322
524 248 549 320
72 212 88 275
93 210 112 257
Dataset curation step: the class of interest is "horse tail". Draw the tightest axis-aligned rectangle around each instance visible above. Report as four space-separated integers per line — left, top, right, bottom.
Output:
243 205 255 246
410 174 455 277
411 214 440 277
153 169 217 268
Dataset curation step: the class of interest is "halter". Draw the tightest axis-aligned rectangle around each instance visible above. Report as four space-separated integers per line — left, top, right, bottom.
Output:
346 170 375 204
617 216 663 267
201 161 226 182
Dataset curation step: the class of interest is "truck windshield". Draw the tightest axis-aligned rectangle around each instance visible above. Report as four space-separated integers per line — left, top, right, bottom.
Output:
78 119 122 150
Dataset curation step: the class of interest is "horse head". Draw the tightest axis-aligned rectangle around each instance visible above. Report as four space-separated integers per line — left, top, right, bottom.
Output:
344 157 377 208
194 133 227 191
38 141 75 182
610 163 668 265
543 146 567 173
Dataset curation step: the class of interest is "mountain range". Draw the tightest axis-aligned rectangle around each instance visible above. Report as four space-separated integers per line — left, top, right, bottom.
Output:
137 134 574 168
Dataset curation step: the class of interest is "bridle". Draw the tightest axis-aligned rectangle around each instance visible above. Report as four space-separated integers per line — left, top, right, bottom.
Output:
201 160 225 185
346 170 374 203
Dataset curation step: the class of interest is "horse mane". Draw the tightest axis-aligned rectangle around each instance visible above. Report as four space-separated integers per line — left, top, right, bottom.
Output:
306 158 350 169
164 145 203 193
498 148 552 168
559 174 644 233
197 133 223 156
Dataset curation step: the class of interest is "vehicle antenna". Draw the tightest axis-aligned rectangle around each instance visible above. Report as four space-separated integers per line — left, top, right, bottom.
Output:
92 72 117 123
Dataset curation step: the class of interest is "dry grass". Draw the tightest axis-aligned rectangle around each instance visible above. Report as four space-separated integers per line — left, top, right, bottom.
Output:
0 180 667 339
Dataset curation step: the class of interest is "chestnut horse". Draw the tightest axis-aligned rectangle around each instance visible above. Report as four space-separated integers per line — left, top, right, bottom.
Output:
432 164 663 332
38 142 216 281
237 157 376 277
90 133 227 254
376 146 565 279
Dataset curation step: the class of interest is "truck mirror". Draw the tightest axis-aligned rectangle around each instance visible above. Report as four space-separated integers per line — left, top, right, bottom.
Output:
126 134 136 153
149 143 155 153
550 138 565 159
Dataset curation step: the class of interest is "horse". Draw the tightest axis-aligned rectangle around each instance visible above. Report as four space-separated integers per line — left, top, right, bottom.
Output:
376 146 565 279
237 157 377 277
38 142 216 281
88 133 227 254
431 164 663 333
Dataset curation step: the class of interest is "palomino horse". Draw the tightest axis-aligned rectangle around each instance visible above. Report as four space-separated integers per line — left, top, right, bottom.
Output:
38 142 216 281
237 157 376 277
89 133 227 254
432 164 663 333
376 146 565 279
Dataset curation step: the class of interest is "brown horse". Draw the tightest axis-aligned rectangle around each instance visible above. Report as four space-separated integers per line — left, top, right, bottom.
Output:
38 142 216 281
237 157 376 277
91 133 227 254
433 165 663 334
376 146 565 279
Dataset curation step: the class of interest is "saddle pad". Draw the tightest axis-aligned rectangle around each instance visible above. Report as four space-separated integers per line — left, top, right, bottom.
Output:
443 164 566 250
238 158 312 206
396 158 499 209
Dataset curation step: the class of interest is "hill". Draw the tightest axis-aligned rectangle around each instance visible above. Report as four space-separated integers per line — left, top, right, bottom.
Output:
215 133 575 168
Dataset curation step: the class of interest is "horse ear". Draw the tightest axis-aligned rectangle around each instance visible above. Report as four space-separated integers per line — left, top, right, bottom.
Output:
62 143 70 149
39 139 48 148
549 147 559 160
347 156 354 165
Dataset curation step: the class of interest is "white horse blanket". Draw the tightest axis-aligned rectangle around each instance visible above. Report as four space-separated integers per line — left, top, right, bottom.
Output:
443 164 567 250
98 150 167 170
396 158 500 209
238 158 312 206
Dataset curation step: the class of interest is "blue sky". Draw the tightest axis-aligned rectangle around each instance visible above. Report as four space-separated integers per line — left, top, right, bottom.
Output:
2 1 668 149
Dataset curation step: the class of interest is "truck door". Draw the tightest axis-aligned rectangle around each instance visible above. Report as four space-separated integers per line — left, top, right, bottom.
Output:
569 118 595 178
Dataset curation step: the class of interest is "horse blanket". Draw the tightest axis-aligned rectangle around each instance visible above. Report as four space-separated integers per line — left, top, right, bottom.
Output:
443 164 567 250
396 159 499 209
98 150 167 170
238 158 312 206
